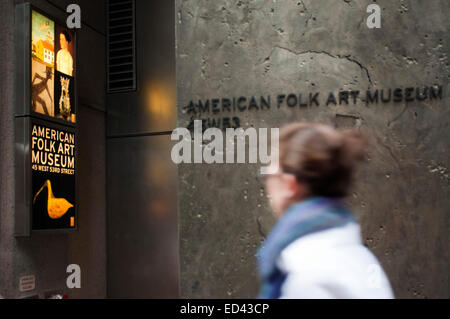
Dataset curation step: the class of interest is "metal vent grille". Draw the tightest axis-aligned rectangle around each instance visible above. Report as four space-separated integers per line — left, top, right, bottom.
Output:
107 0 136 93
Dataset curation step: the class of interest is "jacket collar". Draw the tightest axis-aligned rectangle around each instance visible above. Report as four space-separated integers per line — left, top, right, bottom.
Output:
258 197 356 281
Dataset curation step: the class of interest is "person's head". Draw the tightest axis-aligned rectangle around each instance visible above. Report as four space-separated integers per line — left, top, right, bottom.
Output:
264 122 367 218
59 31 71 50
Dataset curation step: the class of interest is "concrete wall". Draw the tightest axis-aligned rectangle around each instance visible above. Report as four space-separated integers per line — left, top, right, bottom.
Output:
0 0 106 298
176 0 450 298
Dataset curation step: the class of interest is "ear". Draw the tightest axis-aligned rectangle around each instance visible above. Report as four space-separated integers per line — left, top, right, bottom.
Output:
282 174 304 198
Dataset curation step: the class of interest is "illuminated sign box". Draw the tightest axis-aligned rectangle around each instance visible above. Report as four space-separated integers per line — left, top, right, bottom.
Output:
15 3 77 236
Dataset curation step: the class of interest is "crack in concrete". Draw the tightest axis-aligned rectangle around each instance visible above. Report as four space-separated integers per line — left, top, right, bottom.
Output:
198 15 213 20
260 45 374 88
388 104 410 127
379 139 401 170
341 55 373 87
256 217 267 240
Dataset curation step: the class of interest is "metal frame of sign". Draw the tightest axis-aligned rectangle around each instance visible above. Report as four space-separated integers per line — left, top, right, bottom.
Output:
14 3 78 236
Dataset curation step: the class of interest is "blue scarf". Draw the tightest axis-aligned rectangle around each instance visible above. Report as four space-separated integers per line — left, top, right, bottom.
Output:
257 197 357 299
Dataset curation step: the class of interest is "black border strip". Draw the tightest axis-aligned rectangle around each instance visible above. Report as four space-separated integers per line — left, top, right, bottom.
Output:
106 131 173 139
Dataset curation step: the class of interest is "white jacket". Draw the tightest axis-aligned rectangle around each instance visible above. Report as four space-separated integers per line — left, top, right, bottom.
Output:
276 221 394 299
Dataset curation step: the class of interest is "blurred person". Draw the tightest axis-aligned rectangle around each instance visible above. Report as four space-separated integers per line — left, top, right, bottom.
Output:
257 122 394 299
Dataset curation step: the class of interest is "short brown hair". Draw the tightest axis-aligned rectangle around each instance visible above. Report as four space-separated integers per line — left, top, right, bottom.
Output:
279 122 367 198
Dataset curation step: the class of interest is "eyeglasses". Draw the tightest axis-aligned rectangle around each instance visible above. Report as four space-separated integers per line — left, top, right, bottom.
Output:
258 167 300 184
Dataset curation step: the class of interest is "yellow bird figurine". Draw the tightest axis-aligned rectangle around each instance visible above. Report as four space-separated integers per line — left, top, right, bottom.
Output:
33 180 73 219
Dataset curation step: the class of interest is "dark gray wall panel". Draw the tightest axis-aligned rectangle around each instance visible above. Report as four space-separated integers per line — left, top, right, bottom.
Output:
107 135 179 298
106 0 178 299
0 0 18 297
67 103 107 299
107 0 176 136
